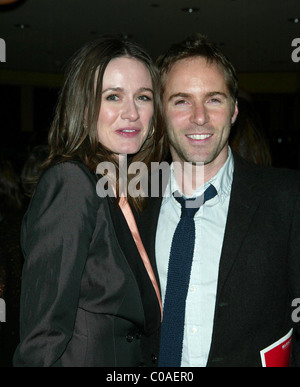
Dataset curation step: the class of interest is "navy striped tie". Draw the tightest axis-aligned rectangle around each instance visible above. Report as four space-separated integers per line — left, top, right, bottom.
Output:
158 184 217 367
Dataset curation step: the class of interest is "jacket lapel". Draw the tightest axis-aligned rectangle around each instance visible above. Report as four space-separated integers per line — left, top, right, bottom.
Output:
107 196 161 334
135 165 170 292
136 195 163 292
215 153 263 299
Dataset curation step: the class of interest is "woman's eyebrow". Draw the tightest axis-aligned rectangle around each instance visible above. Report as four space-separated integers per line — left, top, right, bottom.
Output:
139 87 154 94
102 87 153 94
102 87 123 93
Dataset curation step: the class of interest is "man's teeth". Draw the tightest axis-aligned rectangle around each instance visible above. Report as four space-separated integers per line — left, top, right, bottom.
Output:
187 134 212 140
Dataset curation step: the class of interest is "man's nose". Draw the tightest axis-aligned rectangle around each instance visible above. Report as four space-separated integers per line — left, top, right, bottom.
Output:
190 103 208 126
121 99 140 121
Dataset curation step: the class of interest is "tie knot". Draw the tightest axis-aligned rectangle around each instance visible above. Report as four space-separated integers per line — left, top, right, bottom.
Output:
174 195 200 218
174 184 217 219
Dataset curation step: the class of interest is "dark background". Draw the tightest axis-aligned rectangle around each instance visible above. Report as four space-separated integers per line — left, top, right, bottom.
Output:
1 0 300 172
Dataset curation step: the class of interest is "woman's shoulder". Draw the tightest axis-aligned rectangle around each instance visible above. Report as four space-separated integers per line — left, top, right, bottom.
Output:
41 160 97 187
25 160 101 220
34 160 100 205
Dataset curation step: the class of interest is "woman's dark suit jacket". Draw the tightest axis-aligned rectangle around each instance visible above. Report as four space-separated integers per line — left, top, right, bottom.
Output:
13 161 161 367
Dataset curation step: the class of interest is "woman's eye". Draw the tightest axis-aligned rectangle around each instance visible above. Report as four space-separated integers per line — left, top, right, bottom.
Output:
138 95 152 102
106 94 119 101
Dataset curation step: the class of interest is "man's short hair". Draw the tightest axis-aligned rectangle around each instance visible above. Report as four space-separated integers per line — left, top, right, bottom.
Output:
157 34 238 103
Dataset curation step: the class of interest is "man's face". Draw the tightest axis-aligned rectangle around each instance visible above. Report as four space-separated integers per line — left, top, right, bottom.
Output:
163 57 238 173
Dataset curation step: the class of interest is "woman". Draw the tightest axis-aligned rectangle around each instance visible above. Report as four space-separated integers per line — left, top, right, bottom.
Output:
13 36 165 367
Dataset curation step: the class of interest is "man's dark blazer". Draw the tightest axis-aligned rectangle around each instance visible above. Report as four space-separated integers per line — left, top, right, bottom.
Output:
13 161 161 367
137 151 300 367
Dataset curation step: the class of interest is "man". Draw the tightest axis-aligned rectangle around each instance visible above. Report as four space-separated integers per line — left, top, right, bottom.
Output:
138 35 300 367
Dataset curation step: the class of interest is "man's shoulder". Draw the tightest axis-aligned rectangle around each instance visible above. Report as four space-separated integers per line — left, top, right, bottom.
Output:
233 152 300 189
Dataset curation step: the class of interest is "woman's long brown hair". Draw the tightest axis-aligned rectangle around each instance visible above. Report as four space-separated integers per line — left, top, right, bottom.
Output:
43 36 167 211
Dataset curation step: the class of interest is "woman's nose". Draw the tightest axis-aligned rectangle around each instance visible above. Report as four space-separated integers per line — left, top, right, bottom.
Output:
121 100 140 121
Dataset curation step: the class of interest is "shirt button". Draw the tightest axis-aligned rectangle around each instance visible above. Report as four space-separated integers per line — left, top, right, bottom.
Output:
191 327 198 334
190 285 196 292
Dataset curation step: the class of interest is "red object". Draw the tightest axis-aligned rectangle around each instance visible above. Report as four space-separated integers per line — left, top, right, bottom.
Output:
260 329 293 367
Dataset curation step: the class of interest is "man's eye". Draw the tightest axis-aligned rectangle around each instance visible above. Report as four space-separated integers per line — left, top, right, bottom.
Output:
209 98 222 104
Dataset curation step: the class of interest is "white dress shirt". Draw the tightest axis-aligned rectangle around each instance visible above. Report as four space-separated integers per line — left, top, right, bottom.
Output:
156 148 234 367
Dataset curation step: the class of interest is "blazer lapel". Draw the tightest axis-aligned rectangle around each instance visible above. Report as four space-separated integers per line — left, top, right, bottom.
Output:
135 166 170 292
137 196 163 295
216 153 263 297
107 196 161 334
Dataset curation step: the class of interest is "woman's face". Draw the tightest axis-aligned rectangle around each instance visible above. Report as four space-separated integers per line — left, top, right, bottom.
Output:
97 56 154 155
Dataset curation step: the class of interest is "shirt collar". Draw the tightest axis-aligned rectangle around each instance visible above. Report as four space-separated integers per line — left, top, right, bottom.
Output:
162 147 234 206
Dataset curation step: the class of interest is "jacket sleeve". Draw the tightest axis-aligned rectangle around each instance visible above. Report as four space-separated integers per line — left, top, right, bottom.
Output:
13 162 99 367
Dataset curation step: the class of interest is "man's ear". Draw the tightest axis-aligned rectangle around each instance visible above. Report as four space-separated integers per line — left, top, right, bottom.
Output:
231 100 239 125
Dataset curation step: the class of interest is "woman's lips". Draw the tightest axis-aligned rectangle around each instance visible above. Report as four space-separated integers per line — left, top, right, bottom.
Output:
116 128 141 137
